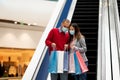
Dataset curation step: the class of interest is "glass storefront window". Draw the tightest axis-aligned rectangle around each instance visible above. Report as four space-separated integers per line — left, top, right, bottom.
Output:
0 48 34 79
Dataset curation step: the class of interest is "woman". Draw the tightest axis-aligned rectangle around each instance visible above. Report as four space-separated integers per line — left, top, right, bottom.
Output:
68 23 88 80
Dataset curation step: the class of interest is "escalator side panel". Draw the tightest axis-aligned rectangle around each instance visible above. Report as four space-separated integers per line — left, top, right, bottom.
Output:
35 50 49 80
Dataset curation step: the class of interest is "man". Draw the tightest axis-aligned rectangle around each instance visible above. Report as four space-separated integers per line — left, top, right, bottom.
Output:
45 19 70 80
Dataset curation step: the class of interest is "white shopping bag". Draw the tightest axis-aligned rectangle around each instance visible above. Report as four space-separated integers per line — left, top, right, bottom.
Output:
69 52 75 73
57 51 64 73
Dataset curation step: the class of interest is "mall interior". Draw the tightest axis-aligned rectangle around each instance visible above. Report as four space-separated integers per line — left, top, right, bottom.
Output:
0 0 120 80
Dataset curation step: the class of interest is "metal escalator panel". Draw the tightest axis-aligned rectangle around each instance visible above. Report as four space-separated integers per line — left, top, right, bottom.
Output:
116 0 120 48
71 0 99 80
117 0 120 16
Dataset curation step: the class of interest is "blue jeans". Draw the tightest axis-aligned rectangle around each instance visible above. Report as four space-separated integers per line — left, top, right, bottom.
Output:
51 71 68 80
74 61 88 80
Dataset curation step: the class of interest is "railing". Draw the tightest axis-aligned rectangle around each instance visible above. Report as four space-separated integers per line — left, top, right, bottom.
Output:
113 0 120 69
97 0 112 80
108 0 120 80
97 0 120 80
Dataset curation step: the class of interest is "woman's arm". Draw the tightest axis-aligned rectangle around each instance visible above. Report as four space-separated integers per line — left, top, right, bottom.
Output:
74 37 87 53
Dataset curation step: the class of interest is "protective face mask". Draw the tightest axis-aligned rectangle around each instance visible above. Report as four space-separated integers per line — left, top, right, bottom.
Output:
69 30 75 35
62 26 68 33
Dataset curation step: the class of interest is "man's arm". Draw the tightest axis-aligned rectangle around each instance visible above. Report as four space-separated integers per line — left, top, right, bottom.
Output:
45 29 54 47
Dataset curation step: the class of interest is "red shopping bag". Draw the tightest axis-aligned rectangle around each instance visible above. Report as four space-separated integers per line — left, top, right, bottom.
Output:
76 51 88 73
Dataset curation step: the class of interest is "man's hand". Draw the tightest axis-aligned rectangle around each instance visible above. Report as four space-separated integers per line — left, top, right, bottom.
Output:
64 44 68 50
51 43 56 49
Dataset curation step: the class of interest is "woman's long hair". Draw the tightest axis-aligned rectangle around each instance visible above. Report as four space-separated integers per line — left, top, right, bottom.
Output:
69 23 83 43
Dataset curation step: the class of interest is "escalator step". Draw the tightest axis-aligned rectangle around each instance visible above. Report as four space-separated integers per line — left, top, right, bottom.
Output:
75 8 98 11
77 1 99 3
72 19 98 23
74 11 98 15
87 72 96 80
86 38 97 43
86 50 97 56
76 5 99 8
73 15 98 19
77 23 98 26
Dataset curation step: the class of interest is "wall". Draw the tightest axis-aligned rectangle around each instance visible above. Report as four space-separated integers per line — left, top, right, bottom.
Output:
0 27 43 49
0 0 57 48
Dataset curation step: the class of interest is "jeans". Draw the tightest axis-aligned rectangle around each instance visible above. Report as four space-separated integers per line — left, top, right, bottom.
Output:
51 71 68 80
74 61 88 80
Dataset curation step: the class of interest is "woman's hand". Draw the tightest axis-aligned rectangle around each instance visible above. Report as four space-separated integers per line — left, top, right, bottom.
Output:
73 46 78 51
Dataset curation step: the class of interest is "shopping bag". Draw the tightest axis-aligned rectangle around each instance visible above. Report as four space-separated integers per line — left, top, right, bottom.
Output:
48 50 57 73
69 52 75 73
63 51 69 71
76 51 88 73
57 51 64 73
74 52 82 74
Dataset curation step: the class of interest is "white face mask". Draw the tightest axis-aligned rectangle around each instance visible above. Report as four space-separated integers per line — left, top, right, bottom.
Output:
62 26 68 33
69 30 75 35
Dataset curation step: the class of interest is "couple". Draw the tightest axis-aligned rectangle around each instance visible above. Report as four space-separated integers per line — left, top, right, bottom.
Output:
45 19 88 80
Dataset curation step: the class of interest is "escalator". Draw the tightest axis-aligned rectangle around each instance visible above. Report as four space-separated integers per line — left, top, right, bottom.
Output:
71 0 99 80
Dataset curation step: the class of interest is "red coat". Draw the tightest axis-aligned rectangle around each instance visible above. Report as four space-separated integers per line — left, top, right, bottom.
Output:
45 28 69 53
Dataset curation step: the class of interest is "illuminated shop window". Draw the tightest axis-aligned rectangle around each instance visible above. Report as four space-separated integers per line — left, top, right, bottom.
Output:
0 48 34 79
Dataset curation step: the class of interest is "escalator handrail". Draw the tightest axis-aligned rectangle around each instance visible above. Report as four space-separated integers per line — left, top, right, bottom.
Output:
97 0 112 80
22 1 67 80
108 0 120 79
67 0 77 22
113 0 120 67
97 0 103 80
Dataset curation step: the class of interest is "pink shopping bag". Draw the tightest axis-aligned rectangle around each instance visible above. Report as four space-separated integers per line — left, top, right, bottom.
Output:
76 51 89 73
74 52 82 74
